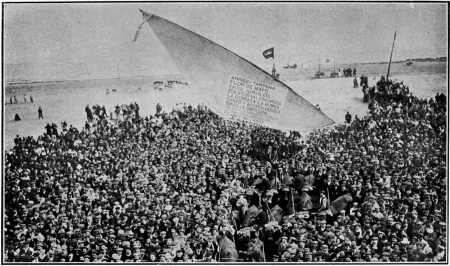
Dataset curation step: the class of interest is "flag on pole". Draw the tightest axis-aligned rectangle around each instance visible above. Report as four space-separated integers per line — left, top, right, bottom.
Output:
263 47 274 59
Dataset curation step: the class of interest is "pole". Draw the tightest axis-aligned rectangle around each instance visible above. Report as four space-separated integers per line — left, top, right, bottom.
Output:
291 188 295 214
261 240 267 262
289 151 302 160
326 187 331 216
318 56 321 72
386 31 397 81
265 201 275 221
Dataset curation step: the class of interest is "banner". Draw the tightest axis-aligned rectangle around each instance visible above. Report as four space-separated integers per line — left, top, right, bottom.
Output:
139 10 334 132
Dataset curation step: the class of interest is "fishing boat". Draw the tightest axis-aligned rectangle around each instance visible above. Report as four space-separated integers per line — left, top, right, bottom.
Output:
283 63 298 69
314 70 325 79
314 57 325 78
330 61 339 78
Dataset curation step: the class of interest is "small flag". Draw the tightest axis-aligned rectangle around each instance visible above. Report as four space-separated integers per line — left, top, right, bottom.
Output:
263 47 274 59
133 17 151 43
133 22 145 42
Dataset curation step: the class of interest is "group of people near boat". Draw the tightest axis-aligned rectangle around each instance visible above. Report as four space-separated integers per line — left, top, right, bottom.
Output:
4 80 447 262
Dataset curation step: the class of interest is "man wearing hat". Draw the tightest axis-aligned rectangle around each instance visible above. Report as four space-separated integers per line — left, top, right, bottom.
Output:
381 251 390 262
434 245 446 261
318 191 328 214
16 240 34 260
173 249 184 262
281 246 298 262
277 235 289 257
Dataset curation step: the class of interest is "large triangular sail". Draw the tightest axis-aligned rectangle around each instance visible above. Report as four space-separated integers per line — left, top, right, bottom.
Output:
139 10 334 132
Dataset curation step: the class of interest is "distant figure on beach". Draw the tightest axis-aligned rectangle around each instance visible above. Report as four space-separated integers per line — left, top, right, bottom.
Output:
23 94 27 103
85 121 91 132
85 104 93 122
353 68 356 77
52 123 59 138
14 114 21 121
30 95 34 103
62 121 68 132
101 105 108 118
115 105 121 120
353 77 358 88
10 97 12 105
362 86 370 103
135 102 140 119
14 96 18 104
69 125 78 134
156 103 162 115
345 111 352 124
38 106 44 119
14 135 21 145
45 123 52 136
106 89 110 95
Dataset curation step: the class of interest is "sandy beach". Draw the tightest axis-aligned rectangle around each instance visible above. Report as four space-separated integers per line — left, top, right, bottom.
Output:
3 61 447 151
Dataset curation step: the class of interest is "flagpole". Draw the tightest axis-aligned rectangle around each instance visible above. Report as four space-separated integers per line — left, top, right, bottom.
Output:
386 31 397 81
273 48 275 78
326 187 331 216
291 188 295 214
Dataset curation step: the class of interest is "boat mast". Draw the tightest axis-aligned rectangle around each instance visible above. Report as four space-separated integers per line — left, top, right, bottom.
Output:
386 31 397 81
318 56 321 72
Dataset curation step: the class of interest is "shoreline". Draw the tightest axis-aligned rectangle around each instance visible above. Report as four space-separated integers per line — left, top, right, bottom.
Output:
5 74 183 87
4 60 446 86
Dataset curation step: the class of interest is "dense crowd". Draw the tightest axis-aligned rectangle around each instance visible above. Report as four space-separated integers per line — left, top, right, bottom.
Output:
4 87 447 262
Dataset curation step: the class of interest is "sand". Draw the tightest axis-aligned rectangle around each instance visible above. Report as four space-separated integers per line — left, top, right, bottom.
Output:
3 62 447 151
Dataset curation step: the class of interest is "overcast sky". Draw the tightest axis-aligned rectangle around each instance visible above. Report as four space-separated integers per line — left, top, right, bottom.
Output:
4 3 447 80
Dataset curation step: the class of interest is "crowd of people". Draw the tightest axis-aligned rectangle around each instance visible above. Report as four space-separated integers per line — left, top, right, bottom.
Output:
4 83 447 262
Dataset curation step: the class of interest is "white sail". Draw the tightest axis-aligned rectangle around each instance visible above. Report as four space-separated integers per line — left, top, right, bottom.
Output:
140 10 334 132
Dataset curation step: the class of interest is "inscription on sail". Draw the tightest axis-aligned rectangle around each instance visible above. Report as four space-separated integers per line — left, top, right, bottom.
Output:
224 76 287 125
